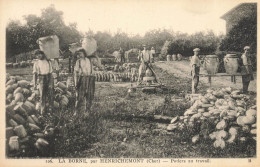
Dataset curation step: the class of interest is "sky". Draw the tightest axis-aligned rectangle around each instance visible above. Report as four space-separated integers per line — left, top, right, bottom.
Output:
1 0 254 36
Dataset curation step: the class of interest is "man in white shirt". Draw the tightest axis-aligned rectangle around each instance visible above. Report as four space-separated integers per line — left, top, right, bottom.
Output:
74 48 95 115
137 45 154 83
150 47 156 58
33 50 53 115
119 47 125 63
240 46 254 93
190 48 201 93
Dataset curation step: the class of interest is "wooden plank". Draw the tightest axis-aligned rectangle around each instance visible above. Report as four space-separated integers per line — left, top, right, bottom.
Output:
199 73 243 77
208 76 211 86
154 115 173 123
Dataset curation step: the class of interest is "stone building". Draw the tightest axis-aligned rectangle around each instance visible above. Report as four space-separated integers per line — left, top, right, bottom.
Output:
221 3 257 34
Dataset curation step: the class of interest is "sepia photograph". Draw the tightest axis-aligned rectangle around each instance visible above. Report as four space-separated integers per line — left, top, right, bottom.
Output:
0 0 258 166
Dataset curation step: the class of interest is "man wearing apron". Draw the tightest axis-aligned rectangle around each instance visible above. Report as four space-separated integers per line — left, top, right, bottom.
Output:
33 50 53 115
74 48 95 116
190 48 201 93
137 45 154 83
241 46 254 94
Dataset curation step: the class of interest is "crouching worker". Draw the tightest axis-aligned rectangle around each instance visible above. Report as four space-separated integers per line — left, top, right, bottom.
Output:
74 48 95 116
33 50 53 115
241 46 254 94
190 48 201 94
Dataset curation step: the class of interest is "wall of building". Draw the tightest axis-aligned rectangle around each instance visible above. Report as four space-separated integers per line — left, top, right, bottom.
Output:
223 3 256 33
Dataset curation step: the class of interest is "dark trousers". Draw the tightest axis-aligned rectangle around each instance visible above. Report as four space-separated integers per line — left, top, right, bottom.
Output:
38 74 53 114
191 66 200 93
75 76 96 112
242 74 253 93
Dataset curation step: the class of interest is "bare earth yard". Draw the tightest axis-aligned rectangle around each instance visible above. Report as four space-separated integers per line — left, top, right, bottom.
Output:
6 60 256 158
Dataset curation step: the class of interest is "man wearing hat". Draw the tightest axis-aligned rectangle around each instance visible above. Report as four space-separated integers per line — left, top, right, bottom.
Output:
240 46 254 94
137 44 154 83
74 48 95 115
119 47 125 63
190 48 201 93
150 47 156 58
33 50 53 115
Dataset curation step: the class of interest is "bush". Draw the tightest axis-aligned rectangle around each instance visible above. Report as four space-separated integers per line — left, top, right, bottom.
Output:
166 31 222 57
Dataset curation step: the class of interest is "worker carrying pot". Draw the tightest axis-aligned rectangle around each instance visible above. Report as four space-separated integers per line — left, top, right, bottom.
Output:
137 44 155 84
33 50 53 115
240 46 254 94
190 48 201 93
74 48 95 116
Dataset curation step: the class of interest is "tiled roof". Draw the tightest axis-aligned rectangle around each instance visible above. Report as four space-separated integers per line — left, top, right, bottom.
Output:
221 3 257 20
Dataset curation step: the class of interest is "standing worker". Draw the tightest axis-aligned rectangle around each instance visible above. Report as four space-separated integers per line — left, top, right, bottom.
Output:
190 48 201 93
119 47 125 63
33 50 53 115
74 48 95 116
240 46 254 94
137 45 154 83
150 47 156 59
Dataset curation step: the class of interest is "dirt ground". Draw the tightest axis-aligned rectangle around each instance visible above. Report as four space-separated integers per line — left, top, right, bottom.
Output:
6 61 256 158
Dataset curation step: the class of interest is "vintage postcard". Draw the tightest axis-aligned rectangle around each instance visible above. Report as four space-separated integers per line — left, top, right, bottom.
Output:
0 0 259 166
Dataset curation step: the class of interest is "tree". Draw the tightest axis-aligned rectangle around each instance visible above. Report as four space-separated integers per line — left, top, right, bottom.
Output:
94 31 113 55
166 30 221 56
6 20 32 62
143 28 173 51
6 4 82 61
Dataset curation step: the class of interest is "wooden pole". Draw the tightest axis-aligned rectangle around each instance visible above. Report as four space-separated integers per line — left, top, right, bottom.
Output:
208 76 212 86
192 77 195 94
